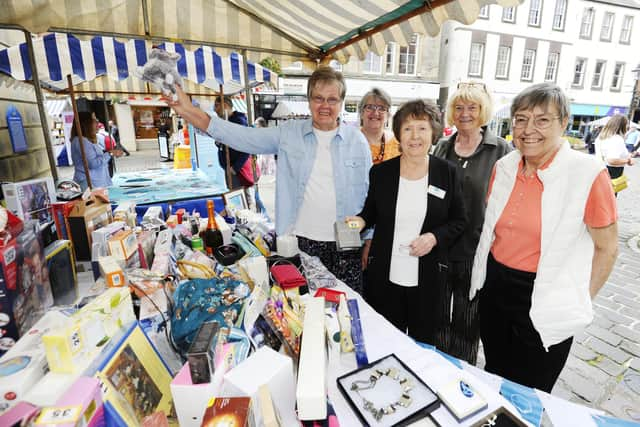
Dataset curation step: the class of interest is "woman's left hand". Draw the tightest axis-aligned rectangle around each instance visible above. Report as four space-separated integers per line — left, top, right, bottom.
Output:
409 232 437 257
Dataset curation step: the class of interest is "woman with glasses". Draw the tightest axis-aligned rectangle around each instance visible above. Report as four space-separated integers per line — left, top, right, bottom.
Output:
432 82 512 365
358 88 401 275
346 100 466 344
168 66 371 294
470 83 618 392
594 114 634 195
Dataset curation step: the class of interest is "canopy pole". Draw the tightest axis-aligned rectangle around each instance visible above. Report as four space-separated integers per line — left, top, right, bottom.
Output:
220 84 233 190
241 49 254 124
68 75 93 189
23 30 58 181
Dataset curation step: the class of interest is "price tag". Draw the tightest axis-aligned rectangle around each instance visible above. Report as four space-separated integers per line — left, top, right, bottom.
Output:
36 405 82 424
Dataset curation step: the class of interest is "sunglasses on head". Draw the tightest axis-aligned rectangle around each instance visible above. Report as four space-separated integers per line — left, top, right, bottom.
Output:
457 82 488 92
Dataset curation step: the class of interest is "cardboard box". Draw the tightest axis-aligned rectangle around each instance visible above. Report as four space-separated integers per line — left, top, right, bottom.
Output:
67 196 113 261
108 230 138 261
33 376 104 427
1 177 56 226
0 311 69 415
171 362 220 427
51 200 78 240
99 256 125 288
91 221 125 248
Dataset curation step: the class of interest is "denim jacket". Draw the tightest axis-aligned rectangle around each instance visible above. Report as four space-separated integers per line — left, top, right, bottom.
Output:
206 116 372 236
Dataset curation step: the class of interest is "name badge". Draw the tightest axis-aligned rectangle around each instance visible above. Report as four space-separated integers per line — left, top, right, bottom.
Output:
427 185 446 199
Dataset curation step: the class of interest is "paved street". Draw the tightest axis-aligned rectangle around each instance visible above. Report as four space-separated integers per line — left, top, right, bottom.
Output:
58 144 640 421
549 156 640 422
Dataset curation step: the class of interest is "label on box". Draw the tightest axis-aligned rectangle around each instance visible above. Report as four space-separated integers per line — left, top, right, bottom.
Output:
35 404 82 424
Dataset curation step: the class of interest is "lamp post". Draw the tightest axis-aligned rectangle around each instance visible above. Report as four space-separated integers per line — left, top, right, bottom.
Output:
630 64 640 123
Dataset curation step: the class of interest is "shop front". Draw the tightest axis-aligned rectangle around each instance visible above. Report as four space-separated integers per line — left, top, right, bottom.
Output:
570 104 629 136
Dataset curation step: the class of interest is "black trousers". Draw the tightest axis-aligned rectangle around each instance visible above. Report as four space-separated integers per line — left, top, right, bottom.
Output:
479 254 572 392
367 280 422 340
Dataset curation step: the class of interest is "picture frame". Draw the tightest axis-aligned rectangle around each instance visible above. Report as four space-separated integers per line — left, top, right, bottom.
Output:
223 189 247 213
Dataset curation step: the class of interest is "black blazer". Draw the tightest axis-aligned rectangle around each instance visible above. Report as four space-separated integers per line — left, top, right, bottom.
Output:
358 155 466 342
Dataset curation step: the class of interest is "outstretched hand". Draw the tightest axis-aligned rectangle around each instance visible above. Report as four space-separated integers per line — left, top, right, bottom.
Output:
164 85 211 131
409 232 437 257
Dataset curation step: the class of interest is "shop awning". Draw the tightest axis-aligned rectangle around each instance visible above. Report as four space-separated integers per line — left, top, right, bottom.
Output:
0 33 278 94
271 100 311 119
1 0 524 66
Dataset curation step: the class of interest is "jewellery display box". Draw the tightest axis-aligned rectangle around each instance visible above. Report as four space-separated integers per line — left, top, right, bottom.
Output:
336 353 440 427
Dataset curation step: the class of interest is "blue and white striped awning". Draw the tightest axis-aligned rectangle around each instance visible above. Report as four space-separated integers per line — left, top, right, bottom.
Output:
0 33 278 94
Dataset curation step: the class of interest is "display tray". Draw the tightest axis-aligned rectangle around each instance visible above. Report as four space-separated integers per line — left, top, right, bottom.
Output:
336 353 440 427
108 168 227 205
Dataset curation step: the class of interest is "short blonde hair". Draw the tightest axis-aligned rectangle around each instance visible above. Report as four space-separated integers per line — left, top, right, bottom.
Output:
446 84 493 127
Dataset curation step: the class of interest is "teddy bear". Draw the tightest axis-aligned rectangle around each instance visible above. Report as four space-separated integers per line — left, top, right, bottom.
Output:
137 48 183 101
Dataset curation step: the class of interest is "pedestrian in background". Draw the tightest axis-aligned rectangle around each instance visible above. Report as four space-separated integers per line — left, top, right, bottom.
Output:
471 83 618 392
347 99 466 344
168 66 371 294
432 82 512 364
595 114 634 195
108 119 130 156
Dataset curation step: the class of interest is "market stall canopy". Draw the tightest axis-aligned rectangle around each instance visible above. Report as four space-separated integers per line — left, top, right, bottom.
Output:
0 33 278 95
1 0 524 66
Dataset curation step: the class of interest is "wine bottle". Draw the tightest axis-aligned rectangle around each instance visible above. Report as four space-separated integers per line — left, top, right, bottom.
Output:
204 200 223 256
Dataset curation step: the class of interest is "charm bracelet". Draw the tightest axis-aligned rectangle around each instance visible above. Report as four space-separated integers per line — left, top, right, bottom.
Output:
350 367 414 421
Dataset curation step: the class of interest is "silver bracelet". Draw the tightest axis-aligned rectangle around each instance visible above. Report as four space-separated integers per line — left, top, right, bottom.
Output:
350 367 414 421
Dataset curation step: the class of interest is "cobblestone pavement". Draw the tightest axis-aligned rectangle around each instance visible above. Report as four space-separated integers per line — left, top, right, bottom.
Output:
57 146 640 422
551 159 640 422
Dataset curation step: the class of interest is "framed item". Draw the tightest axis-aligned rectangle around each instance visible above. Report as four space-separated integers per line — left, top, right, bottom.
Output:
223 189 247 213
337 353 440 426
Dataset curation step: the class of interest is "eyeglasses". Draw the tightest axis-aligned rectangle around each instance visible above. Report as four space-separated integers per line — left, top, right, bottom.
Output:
512 115 561 129
457 82 487 92
311 95 342 106
363 104 389 113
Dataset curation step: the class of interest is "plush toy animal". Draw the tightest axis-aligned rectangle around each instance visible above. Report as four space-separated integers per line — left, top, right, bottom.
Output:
137 49 183 100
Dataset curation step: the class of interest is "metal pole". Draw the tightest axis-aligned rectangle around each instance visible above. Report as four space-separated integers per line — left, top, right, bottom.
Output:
68 75 93 189
241 49 254 124
23 30 58 181
220 84 233 189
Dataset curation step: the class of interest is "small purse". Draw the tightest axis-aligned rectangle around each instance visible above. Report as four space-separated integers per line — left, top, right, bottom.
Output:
270 262 307 289
611 174 628 193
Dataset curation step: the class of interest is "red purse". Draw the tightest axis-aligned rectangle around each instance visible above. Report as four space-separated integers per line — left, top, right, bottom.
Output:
270 263 307 289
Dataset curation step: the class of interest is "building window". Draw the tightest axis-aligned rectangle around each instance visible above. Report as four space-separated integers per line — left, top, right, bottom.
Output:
528 0 542 27
620 16 633 44
521 49 536 81
329 60 342 71
580 8 594 39
502 7 516 23
398 35 418 75
545 52 560 82
479 5 489 19
363 51 382 74
611 62 624 91
495 46 511 79
600 12 615 41
572 58 587 87
552 0 567 30
468 43 484 77
591 60 606 89
385 43 396 74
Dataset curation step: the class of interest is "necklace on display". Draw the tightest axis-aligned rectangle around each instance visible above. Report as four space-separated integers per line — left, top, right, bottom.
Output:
350 367 414 421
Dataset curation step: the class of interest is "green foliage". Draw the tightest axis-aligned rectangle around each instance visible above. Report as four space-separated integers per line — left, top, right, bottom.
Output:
259 57 282 76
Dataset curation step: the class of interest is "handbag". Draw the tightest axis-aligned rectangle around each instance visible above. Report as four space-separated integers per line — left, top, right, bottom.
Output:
611 174 628 192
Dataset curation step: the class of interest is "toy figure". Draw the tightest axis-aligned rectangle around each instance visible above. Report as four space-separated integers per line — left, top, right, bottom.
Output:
137 49 183 101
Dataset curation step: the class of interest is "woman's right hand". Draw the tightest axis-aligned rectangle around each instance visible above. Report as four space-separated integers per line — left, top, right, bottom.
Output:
344 216 365 232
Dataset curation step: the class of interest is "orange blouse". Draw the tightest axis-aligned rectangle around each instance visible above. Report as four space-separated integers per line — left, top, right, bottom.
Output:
363 129 401 164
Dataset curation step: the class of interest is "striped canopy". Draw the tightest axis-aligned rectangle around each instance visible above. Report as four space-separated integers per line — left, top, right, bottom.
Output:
0 32 278 94
1 0 524 66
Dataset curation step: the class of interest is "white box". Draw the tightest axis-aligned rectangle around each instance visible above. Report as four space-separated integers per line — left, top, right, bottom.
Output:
223 346 297 426
170 362 219 427
0 311 68 415
91 221 125 248
1 178 56 226
296 297 327 420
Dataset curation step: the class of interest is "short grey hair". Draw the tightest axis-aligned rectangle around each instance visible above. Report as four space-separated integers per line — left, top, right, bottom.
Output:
511 83 570 121
358 87 392 114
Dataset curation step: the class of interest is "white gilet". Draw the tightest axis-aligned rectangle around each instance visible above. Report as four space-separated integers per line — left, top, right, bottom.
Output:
470 141 605 350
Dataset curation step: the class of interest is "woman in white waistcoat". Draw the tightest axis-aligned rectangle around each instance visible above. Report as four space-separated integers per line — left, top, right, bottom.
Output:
470 83 619 392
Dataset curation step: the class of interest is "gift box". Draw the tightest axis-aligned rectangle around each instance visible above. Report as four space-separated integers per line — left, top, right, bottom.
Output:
32 376 104 427
67 196 113 261
51 200 77 240
0 311 68 415
171 362 220 427
99 256 125 288
45 240 78 306
1 177 56 226
108 230 138 261
200 397 253 427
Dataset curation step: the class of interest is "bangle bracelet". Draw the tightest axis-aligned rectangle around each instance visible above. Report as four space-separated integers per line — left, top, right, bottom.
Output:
350 367 414 421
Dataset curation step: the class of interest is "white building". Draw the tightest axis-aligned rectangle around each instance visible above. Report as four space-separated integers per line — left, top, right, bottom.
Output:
438 0 640 136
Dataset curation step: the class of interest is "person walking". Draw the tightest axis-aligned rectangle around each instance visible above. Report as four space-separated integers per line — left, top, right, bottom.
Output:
108 119 130 156
595 114 634 195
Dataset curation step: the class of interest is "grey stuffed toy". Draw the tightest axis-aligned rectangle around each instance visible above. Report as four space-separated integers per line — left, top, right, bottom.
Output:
137 49 183 100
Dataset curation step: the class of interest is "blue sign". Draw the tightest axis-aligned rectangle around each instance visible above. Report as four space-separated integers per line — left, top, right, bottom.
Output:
6 105 28 153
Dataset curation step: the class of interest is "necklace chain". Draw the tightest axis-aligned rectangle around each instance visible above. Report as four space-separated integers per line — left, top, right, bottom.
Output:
350 367 414 421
